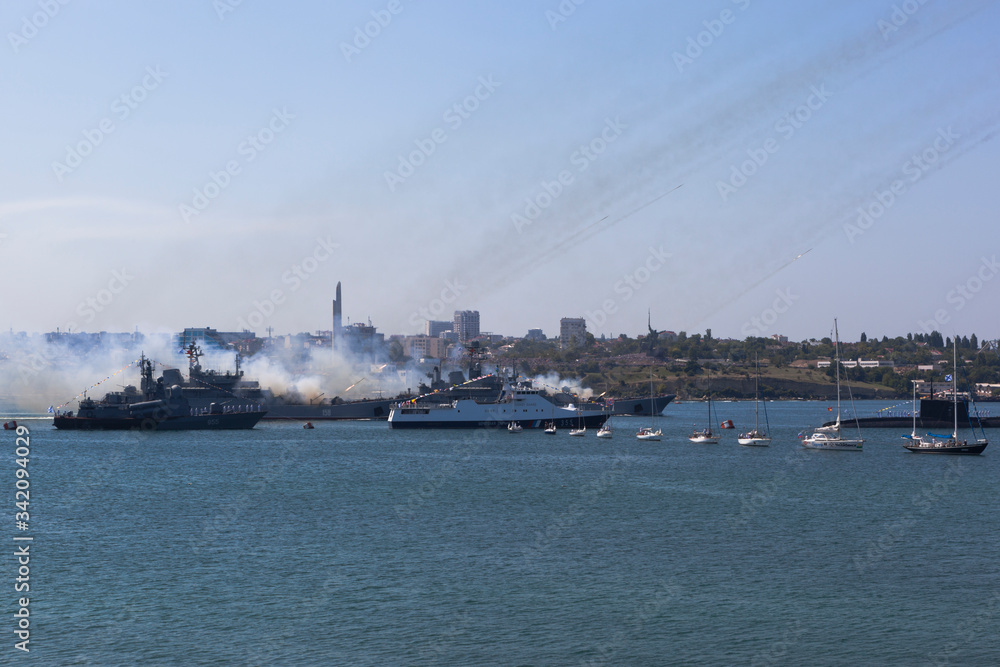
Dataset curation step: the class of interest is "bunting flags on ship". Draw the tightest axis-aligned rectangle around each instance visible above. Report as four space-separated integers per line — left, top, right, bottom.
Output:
57 359 140 408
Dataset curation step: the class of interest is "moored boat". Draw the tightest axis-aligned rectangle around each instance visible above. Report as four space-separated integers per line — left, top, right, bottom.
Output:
636 426 662 441
689 371 720 443
903 341 988 455
802 319 864 451
738 355 770 446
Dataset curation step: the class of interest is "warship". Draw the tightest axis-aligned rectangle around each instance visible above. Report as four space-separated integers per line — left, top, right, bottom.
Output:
389 380 612 429
53 354 265 431
168 343 674 421
166 343 400 420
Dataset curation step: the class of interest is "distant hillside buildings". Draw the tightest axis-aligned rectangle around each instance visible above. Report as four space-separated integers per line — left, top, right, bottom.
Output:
426 320 452 338
560 318 587 349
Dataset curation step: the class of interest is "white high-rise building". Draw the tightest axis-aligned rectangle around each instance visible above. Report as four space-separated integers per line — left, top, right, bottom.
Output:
453 310 480 343
560 318 587 349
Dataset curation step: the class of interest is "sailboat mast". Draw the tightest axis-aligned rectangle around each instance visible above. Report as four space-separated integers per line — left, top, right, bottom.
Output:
754 354 760 432
707 370 711 427
650 363 655 430
834 319 842 422
953 338 958 439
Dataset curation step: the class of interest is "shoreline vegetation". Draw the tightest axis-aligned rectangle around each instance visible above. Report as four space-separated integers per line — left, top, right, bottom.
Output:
488 330 999 401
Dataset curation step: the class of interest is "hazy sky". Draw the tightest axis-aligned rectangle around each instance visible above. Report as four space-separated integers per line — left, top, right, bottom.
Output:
2 0 998 343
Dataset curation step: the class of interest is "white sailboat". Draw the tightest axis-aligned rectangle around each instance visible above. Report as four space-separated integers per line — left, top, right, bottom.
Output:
903 339 988 454
802 319 863 451
737 354 770 446
569 406 586 436
636 364 662 441
596 402 613 438
689 370 720 443
544 401 557 434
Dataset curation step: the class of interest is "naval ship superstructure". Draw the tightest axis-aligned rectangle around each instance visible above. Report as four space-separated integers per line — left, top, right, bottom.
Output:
164 344 675 422
52 353 265 431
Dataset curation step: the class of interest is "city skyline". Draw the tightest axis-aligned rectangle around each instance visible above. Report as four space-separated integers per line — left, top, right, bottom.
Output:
2 2 999 343
4 311 991 347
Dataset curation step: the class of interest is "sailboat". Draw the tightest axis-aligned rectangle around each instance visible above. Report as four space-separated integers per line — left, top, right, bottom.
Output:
569 404 586 436
904 379 919 441
903 339 988 454
737 354 770 446
802 319 863 451
688 370 720 443
636 364 663 441
544 400 557 434
596 400 613 438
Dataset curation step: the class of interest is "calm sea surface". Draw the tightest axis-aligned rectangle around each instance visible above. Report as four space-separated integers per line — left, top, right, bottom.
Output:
8 400 1000 665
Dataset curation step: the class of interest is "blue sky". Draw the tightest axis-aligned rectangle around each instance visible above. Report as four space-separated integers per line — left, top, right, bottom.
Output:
2 0 998 343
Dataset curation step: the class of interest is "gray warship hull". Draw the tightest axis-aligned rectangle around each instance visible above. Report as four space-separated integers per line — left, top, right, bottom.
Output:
53 411 265 430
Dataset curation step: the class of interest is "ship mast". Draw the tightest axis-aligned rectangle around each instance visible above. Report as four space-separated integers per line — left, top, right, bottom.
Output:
186 343 204 376
953 338 958 441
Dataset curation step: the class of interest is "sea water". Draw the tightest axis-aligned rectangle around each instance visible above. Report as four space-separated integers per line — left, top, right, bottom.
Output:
8 400 1000 665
